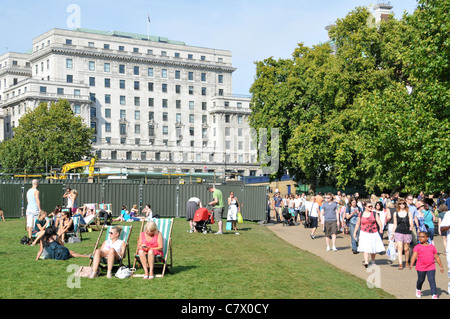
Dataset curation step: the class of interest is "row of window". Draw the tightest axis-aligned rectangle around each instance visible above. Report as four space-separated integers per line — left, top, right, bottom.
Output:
65 38 225 63
66 59 225 82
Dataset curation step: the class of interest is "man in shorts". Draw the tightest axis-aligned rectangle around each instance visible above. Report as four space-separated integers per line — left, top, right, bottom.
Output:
26 179 41 239
207 185 224 234
321 193 339 252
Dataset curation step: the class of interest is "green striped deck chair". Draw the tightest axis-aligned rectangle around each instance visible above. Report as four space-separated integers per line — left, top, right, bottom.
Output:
31 217 51 239
132 218 173 278
89 225 133 268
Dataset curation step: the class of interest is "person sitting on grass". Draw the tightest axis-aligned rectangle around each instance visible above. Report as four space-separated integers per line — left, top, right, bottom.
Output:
35 226 89 260
137 220 163 280
90 226 126 279
0 206 5 221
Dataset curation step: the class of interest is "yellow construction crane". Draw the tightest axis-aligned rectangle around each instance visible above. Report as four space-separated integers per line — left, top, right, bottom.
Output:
48 158 96 180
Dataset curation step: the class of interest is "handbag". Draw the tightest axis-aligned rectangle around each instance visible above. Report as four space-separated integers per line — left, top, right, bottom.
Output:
75 266 93 278
115 266 135 279
226 221 232 231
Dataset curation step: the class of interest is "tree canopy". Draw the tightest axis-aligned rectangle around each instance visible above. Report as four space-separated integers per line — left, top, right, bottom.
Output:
0 99 94 174
249 0 449 194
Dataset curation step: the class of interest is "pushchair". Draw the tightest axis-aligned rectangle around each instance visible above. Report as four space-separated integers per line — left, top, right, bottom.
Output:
193 207 214 234
282 207 297 227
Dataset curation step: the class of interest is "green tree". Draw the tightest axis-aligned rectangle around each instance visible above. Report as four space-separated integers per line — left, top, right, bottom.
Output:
0 99 94 174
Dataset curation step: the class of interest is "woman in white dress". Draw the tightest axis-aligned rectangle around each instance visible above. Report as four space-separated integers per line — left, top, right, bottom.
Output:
227 192 240 233
353 202 385 268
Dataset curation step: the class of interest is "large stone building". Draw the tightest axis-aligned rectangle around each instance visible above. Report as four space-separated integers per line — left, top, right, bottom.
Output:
0 28 260 177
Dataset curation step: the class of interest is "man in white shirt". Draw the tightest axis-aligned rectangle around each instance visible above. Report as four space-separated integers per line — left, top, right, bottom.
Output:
306 196 320 239
439 206 450 294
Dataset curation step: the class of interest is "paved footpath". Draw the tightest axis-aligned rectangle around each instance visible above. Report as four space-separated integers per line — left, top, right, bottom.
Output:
267 221 449 299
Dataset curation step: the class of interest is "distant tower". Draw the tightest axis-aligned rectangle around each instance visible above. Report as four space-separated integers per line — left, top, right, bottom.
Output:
372 2 394 24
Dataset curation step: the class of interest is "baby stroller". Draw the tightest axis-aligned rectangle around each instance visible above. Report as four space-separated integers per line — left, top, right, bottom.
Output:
282 207 297 227
193 207 214 234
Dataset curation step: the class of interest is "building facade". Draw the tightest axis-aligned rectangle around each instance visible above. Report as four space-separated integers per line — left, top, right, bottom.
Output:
0 28 260 177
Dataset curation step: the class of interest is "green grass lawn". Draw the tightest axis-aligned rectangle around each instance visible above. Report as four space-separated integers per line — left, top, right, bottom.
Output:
0 218 394 299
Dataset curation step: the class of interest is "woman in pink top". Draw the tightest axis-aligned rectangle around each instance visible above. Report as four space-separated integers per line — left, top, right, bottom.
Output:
137 220 163 280
409 231 444 299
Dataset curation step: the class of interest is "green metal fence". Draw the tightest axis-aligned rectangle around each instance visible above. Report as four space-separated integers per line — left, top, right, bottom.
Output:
0 180 268 221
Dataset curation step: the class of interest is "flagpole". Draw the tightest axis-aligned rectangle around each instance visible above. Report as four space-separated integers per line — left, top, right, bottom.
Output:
147 13 150 41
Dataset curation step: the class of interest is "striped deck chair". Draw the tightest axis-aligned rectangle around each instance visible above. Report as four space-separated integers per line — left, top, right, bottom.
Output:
89 225 133 269
31 217 51 239
65 216 82 241
132 218 173 278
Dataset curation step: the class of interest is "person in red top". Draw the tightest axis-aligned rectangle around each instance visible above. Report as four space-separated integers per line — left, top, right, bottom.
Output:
409 231 444 299
137 220 163 280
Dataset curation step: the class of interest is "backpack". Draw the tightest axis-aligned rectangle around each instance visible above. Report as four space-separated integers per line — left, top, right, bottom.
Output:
20 236 31 245
50 242 70 260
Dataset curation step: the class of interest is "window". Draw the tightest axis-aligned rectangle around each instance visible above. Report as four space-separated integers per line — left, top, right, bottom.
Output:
104 63 110 72
120 124 126 135
162 112 168 121
89 61 95 71
189 114 194 123
174 52 180 58
162 99 168 108
104 78 111 88
218 74 223 83
120 96 126 105
149 111 154 121
66 59 73 69
120 80 125 89
201 87 206 96
74 104 81 114
189 127 194 136
225 127 230 136
120 109 126 119
238 115 243 124
57 88 64 95
148 68 153 77
119 45 125 51
176 113 181 123
175 70 181 79
134 66 139 75
218 89 224 96
188 54 193 59
176 100 181 109
135 124 141 134
225 115 230 123
105 122 111 132
149 125 155 136
134 110 141 120
161 69 167 78
105 94 111 104
188 72 194 81
66 75 73 83
162 126 168 135
162 83 167 93
201 73 206 82
134 97 140 106
111 151 117 159
89 77 95 86
105 108 111 118
119 64 125 74
189 86 194 95
65 39 72 45
88 42 95 47
134 81 140 90
148 82 154 91
202 102 207 110
39 86 47 93
90 93 96 102
189 101 194 110
148 98 154 107
74 89 80 96
175 85 181 94
133 47 139 53
104 44 110 49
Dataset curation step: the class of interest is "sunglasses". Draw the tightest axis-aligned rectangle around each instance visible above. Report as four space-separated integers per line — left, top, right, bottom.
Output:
366 205 373 208
399 203 406 205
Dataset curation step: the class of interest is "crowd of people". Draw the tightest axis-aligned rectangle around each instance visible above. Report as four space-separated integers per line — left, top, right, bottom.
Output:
267 190 450 299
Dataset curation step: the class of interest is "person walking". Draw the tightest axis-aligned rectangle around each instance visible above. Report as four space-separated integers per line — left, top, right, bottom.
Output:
26 179 41 239
272 192 282 223
409 231 444 299
306 195 320 239
207 185 225 234
391 199 414 270
346 197 362 254
320 193 339 252
353 202 385 267
439 206 450 295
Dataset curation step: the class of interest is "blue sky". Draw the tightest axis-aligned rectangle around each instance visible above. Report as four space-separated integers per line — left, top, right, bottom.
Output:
0 0 418 95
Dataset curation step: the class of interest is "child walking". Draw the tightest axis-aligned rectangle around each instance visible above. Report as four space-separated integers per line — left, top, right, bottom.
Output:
409 231 444 299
